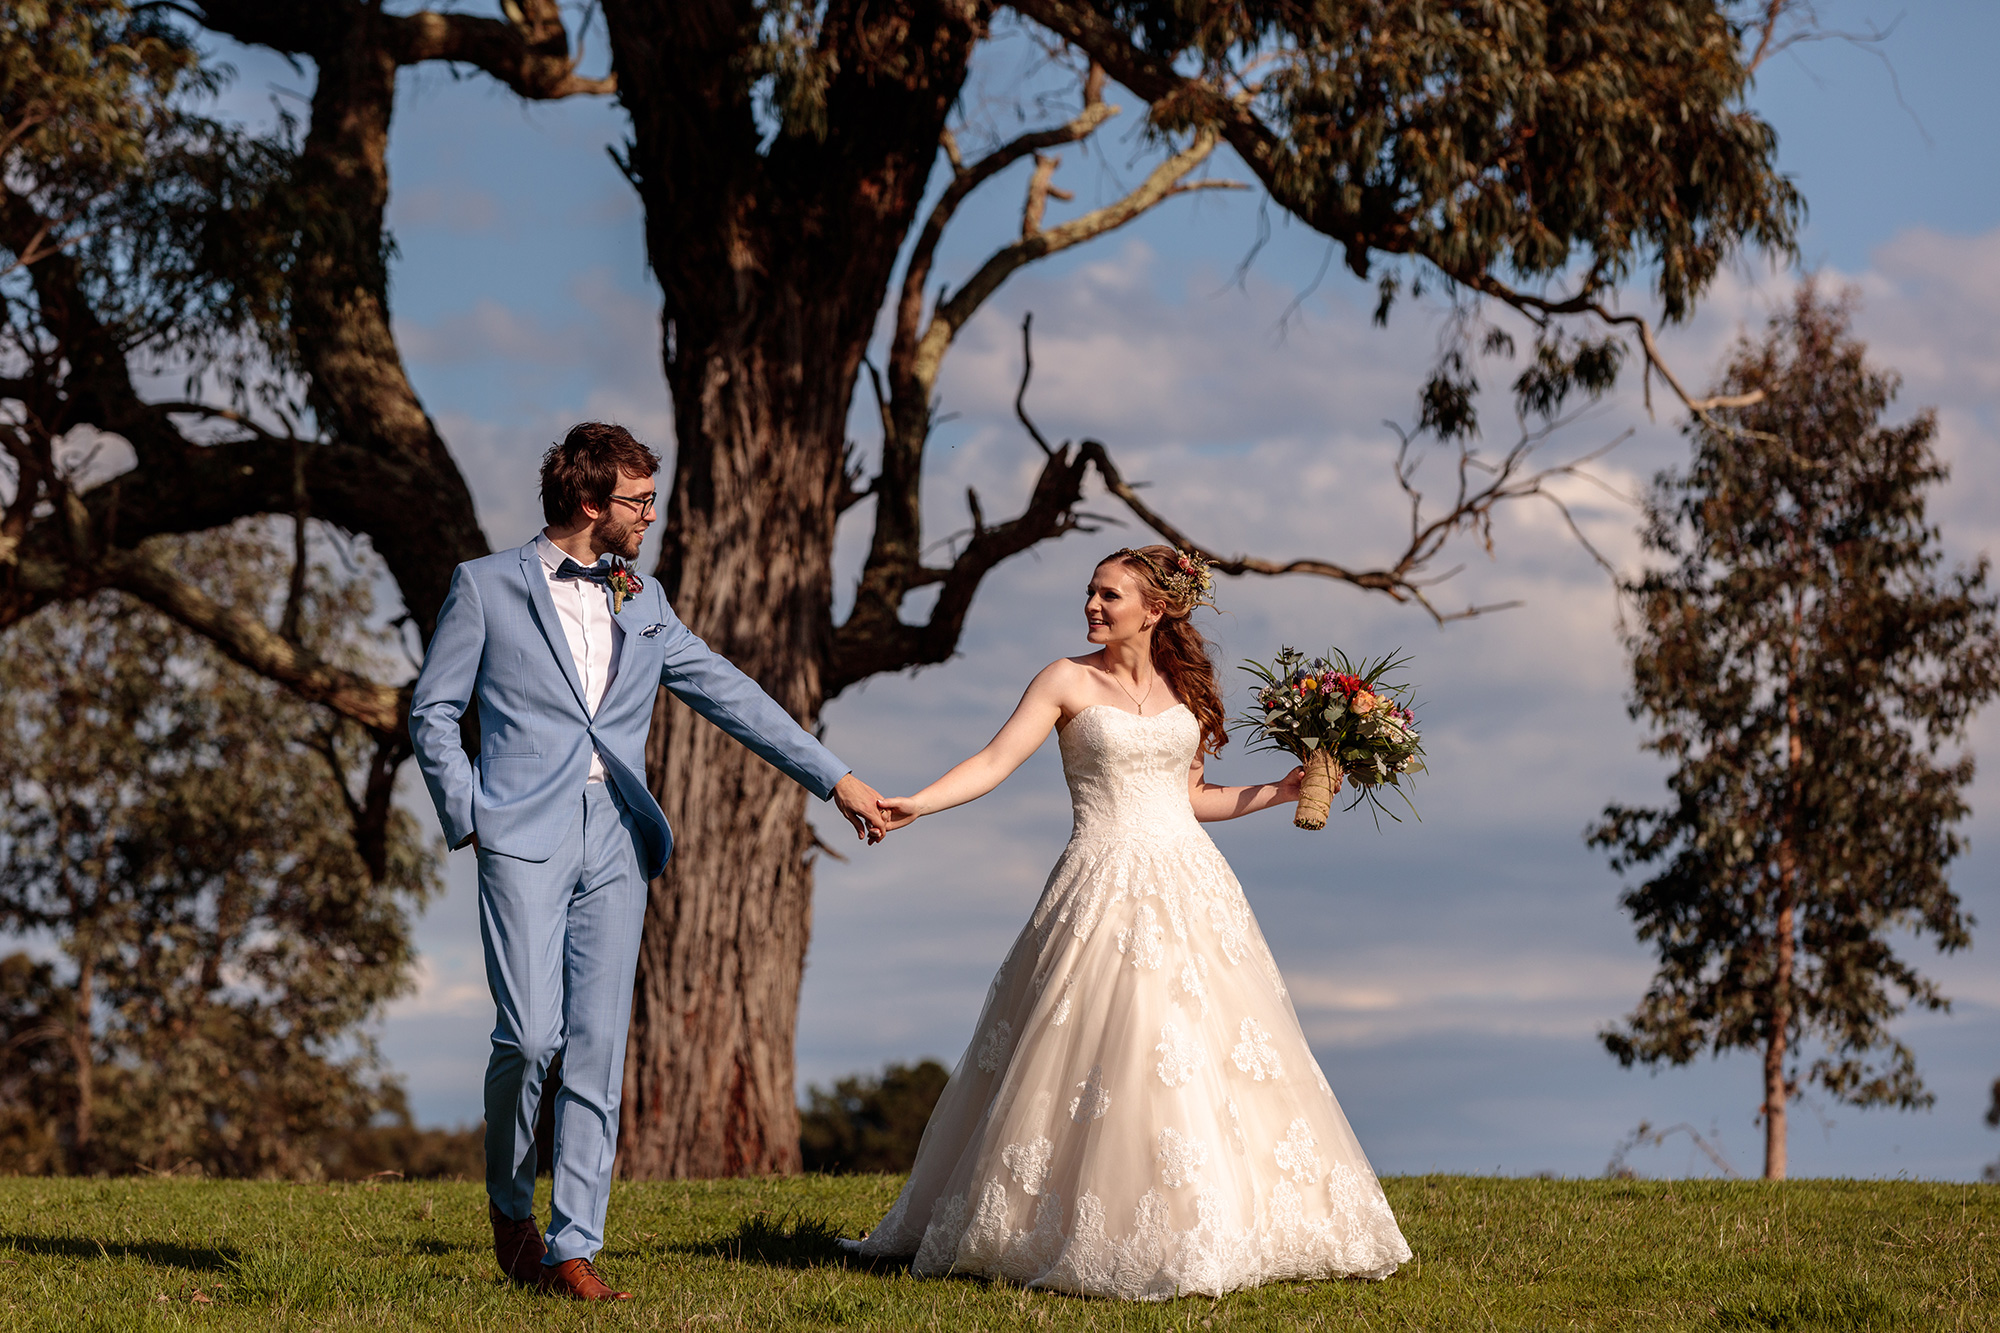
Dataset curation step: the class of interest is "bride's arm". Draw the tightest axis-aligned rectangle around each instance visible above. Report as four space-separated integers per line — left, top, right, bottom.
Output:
877 665 1070 828
1187 757 1305 823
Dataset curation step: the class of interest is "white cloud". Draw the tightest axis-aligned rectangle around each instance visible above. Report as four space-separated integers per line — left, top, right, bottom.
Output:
386 953 489 1020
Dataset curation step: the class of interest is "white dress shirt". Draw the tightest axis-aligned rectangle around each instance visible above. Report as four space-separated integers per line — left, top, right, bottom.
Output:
536 532 624 782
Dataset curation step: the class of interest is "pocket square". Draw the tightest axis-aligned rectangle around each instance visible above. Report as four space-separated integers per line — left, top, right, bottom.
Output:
640 623 670 638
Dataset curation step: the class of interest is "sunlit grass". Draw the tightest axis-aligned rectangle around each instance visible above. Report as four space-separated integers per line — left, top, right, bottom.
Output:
0 1174 1990 1330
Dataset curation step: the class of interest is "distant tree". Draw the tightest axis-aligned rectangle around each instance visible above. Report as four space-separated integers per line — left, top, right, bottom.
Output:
0 528 439 1177
1984 1075 2000 1183
315 1116 485 1182
1591 284 2000 1180
799 1059 951 1175
0 952 69 1172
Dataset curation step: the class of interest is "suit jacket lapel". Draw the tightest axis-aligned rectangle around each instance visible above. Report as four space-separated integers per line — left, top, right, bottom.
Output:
603 583 656 714
519 542 590 716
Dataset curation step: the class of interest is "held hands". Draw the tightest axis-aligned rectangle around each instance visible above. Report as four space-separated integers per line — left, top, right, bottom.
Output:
832 773 893 844
875 794 925 832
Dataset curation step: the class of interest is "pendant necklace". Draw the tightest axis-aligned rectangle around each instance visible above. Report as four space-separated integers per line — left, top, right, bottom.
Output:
1106 664 1155 715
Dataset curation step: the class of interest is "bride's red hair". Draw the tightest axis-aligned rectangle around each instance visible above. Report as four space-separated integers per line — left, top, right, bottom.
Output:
1103 546 1228 757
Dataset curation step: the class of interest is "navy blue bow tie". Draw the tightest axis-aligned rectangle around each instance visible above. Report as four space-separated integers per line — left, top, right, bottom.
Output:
554 557 618 583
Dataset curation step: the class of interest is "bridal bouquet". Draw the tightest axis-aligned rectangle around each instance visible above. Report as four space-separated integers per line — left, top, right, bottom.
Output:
1233 647 1425 829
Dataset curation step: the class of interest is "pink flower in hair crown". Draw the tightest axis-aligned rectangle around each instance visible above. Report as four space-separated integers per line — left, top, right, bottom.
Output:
1162 548 1216 611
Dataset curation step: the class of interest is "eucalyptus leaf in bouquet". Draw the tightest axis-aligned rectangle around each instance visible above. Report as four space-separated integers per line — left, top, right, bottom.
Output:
1232 647 1425 828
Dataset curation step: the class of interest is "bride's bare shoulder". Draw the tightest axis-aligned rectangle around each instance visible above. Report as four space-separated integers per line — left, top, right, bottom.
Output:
1025 658 1107 727
1034 656 1100 690
1017 657 1090 705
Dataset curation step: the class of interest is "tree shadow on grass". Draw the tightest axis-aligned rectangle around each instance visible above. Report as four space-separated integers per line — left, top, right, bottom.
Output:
672 1211 910 1274
1 1234 240 1272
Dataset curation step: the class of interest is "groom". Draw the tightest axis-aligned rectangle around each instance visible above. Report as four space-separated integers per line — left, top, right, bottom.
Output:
410 422 889 1300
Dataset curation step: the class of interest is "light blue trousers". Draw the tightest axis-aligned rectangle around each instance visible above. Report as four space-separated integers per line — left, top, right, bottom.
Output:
478 782 647 1264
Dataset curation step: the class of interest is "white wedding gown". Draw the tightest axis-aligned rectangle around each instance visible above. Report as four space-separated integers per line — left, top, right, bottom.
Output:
854 704 1411 1299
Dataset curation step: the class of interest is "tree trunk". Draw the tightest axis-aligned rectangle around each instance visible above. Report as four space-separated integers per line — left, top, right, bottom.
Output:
1762 891 1793 1181
1765 683 1806 1181
618 326 848 1178
602 0 979 1178
69 955 94 1172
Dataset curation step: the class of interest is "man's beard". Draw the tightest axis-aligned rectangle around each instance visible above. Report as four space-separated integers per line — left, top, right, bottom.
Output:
594 515 643 561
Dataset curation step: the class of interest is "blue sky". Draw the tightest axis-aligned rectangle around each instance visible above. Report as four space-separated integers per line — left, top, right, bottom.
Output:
211 3 2000 1180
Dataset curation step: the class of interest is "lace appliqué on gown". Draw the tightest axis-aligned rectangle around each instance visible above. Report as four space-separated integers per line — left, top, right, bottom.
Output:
1231 1018 1284 1081
976 1021 1013 1074
855 704 1411 1298
1157 1128 1209 1189
1155 1018 1206 1088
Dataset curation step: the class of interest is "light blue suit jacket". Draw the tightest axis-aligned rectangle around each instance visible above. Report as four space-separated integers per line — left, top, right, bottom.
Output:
409 540 850 878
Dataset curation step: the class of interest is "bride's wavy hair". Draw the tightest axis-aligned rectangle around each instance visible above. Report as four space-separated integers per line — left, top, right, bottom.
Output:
1103 545 1228 757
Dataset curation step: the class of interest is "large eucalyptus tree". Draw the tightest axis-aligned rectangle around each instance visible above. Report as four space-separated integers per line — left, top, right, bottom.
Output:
2 0 1803 1175
1593 286 1998 1180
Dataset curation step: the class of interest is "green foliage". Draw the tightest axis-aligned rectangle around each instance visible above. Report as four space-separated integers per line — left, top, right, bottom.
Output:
1 0 304 402
0 525 440 1178
797 1059 949 1174
1103 0 1800 434
0 1174 1992 1329
1592 284 2000 1121
0 0 199 196
1130 0 1799 310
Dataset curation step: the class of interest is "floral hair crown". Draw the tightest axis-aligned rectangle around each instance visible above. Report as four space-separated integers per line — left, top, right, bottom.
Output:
1114 546 1216 614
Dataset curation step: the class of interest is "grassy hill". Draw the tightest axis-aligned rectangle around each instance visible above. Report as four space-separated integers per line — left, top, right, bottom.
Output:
0 1174 1990 1330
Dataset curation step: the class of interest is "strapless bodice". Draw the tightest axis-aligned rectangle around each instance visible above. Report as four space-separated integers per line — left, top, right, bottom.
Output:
1057 704 1202 841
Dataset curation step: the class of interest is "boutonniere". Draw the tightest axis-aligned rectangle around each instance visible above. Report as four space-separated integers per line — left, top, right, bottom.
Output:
607 562 643 614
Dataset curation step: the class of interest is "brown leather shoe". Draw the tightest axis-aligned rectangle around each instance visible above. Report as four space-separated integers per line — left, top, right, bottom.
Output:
539 1257 633 1301
488 1201 546 1285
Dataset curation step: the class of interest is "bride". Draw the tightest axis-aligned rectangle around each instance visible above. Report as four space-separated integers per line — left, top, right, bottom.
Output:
850 545 1411 1300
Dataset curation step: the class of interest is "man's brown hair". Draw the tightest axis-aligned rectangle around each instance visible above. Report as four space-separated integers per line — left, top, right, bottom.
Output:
539 422 662 525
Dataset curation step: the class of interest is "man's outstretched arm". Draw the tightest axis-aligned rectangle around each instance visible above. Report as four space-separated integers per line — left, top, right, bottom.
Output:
654 611 891 842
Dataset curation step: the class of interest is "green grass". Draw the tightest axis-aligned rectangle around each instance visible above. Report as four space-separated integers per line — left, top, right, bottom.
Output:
0 1175 1991 1331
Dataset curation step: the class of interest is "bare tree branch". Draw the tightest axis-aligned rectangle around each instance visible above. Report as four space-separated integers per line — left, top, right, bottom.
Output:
1020 152 1073 236
1 468 407 734
828 435 1105 694
843 60 1246 686
100 537 405 732
921 129 1241 386
304 720 409 883
191 0 614 98
1041 317 1627 627
833 296 1631 692
1094 417 1628 625
890 60 1115 383
388 3 616 98
1745 0 1803 75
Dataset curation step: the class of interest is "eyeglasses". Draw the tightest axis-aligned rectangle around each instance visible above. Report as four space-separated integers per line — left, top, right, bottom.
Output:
607 493 658 516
